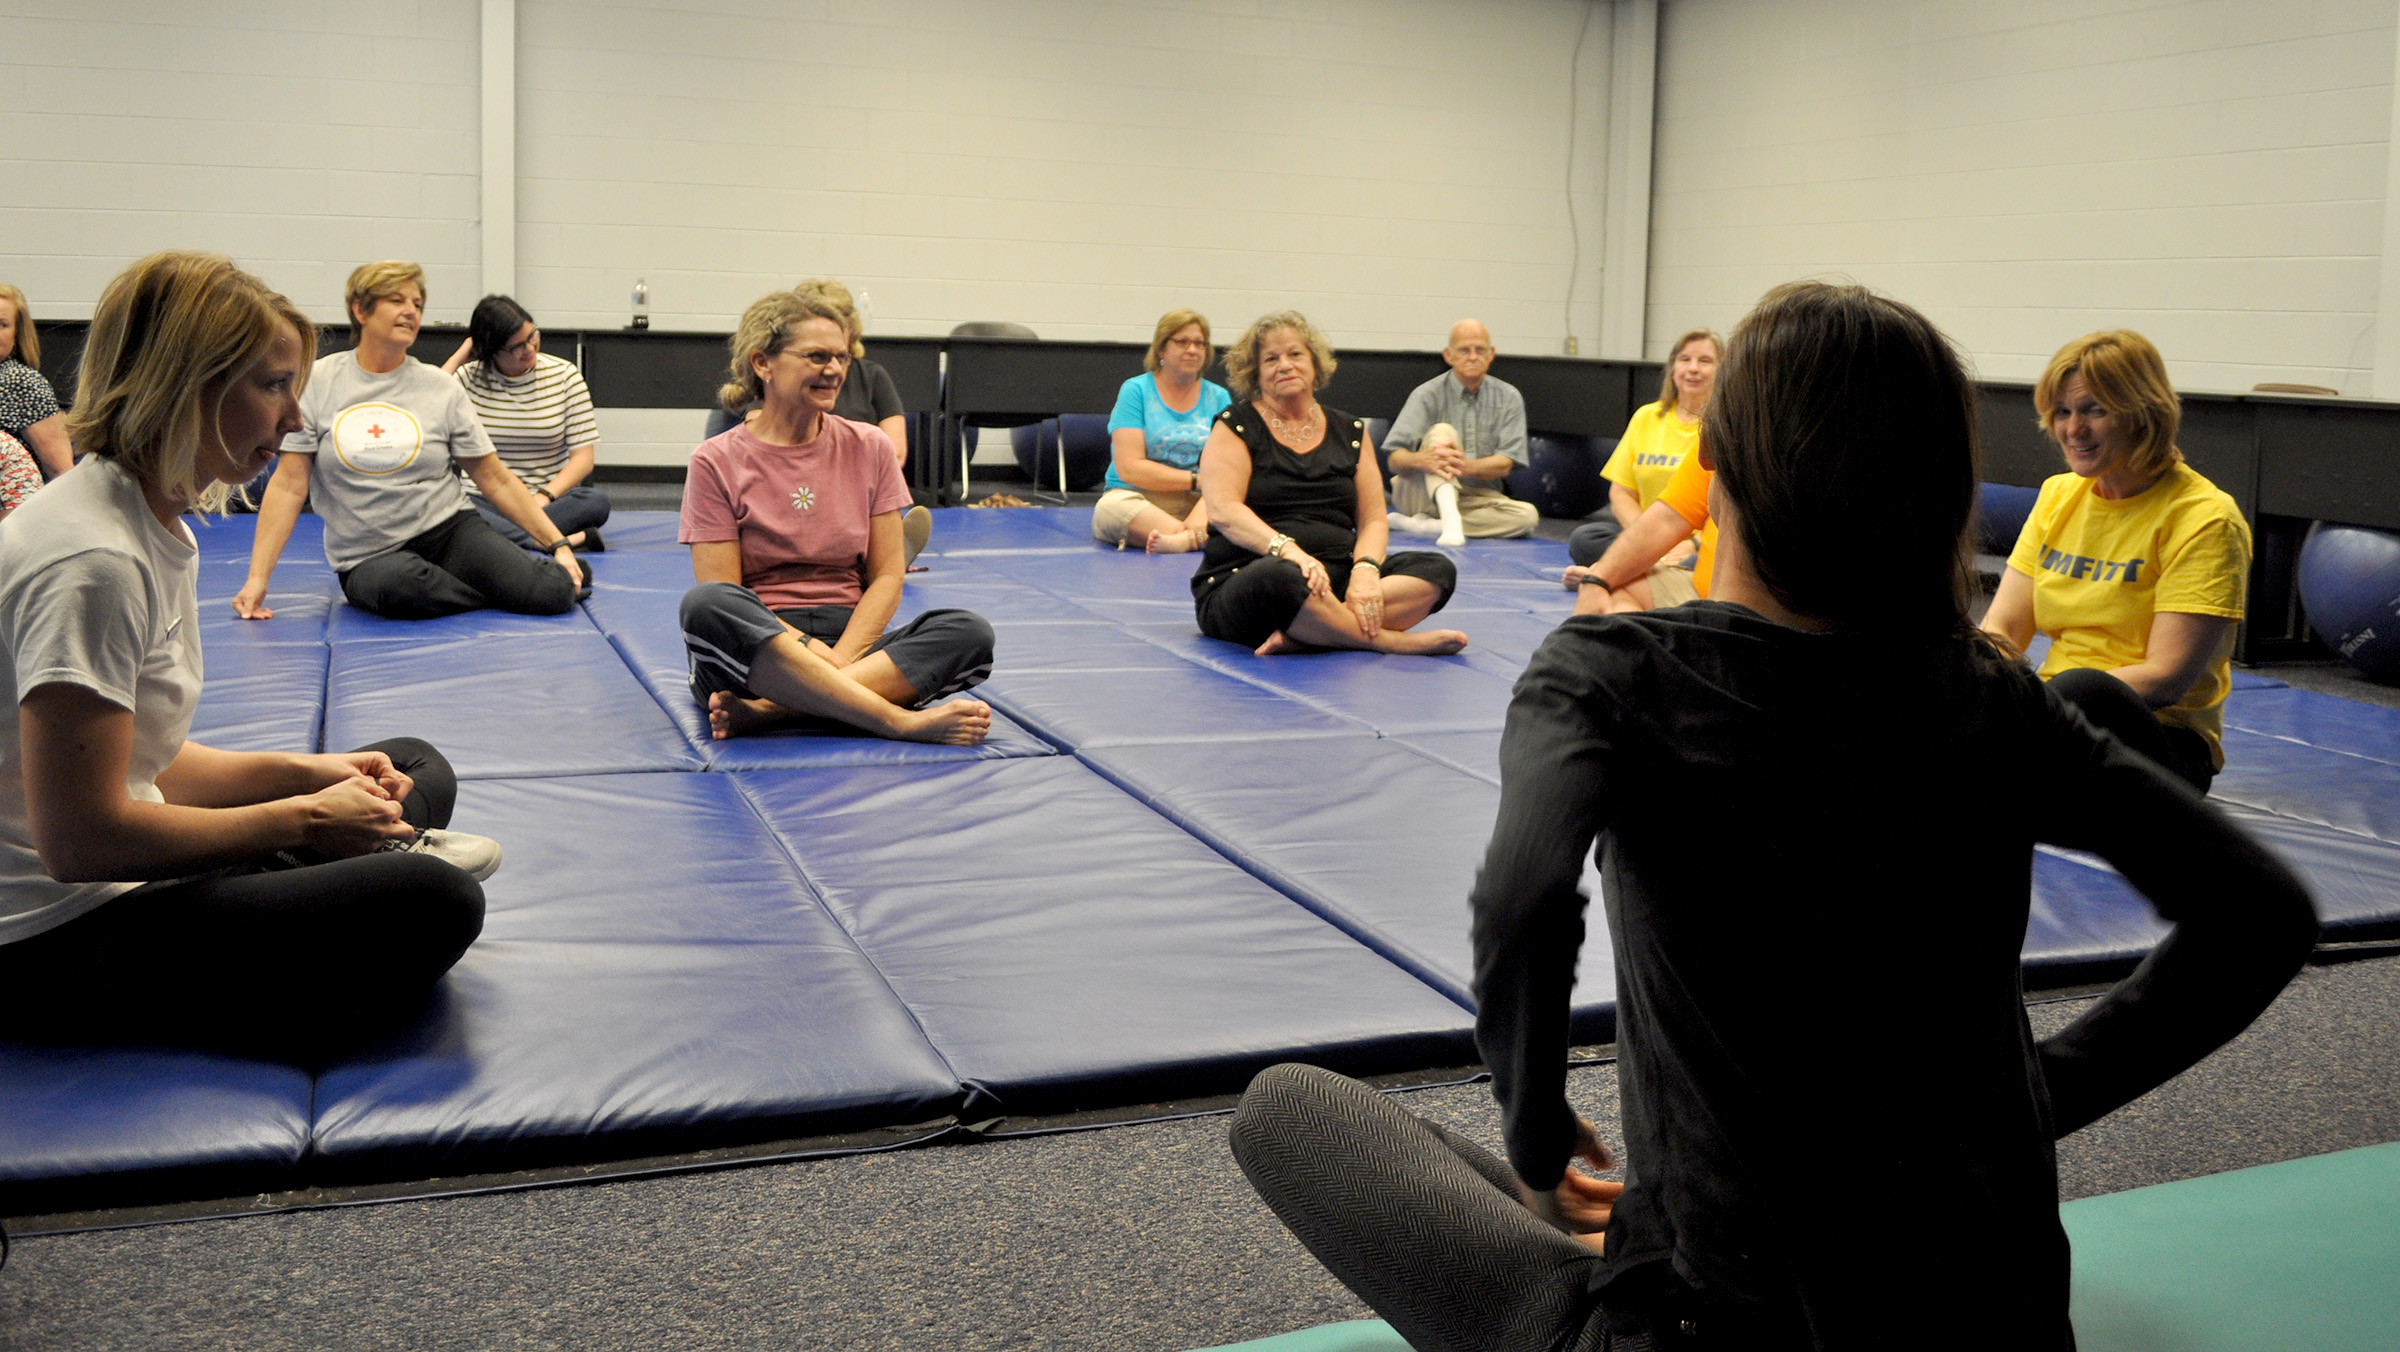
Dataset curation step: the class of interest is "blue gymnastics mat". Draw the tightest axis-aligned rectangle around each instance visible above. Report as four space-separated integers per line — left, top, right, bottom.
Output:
4 507 2396 1215
1192 1141 2400 1352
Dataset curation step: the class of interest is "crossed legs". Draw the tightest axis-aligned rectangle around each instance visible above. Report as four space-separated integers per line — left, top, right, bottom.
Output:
680 583 994 744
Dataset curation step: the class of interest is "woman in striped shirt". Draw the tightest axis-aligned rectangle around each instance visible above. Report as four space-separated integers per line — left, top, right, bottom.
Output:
445 296 611 552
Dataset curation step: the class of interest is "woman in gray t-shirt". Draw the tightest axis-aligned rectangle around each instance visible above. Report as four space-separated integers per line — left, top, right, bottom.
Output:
0 252 499 1060
234 261 585 622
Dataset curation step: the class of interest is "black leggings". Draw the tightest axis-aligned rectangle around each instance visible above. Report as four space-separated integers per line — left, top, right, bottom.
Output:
2049 667 2216 794
1232 1064 1649 1352
474 484 612 550
678 582 995 710
340 509 579 620
1568 517 1623 566
1194 551 1458 649
0 738 485 1063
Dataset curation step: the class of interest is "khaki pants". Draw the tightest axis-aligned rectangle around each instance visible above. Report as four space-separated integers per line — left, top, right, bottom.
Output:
1092 487 1201 545
1640 562 1700 607
1388 474 1538 539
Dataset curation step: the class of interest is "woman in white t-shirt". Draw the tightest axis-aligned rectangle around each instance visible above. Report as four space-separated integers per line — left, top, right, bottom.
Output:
0 252 495 1060
443 294 611 553
677 289 995 745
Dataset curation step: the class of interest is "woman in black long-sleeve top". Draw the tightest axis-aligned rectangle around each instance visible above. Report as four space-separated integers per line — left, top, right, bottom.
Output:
1229 282 2317 1351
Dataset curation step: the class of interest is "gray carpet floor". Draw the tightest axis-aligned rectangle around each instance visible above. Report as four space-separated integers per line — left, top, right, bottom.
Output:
4 954 2395 1352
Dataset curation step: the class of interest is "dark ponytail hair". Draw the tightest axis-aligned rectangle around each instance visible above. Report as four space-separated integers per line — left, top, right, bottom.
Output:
1705 281 1980 639
466 294 537 368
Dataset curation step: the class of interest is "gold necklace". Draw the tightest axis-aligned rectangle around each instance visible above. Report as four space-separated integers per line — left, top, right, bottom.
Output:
1266 403 1322 447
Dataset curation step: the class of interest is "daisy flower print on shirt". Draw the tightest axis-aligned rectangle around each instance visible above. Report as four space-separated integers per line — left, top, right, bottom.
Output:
791 486 816 512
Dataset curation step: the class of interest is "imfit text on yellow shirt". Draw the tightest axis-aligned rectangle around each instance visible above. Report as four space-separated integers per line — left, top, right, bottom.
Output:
2007 462 2250 766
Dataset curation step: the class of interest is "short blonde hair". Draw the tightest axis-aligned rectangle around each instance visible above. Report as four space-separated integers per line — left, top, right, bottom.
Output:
792 277 866 358
0 284 39 368
345 260 425 332
1143 309 1211 374
1654 328 1722 412
720 288 848 412
2034 330 2182 483
68 251 315 514
1221 310 1336 401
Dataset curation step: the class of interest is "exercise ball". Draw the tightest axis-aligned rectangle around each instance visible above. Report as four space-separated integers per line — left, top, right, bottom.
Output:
1974 482 2040 556
1509 433 1612 520
2298 521 2400 680
1009 416 1111 491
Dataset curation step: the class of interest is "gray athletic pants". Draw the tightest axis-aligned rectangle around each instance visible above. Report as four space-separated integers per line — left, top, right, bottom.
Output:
678 581 994 710
1231 1064 1664 1352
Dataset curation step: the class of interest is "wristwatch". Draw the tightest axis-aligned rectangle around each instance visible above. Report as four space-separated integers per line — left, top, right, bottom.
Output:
1189 470 1200 492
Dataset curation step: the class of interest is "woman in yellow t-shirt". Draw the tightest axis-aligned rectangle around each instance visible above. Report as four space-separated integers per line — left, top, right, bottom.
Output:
1981 331 2250 792
1564 327 1719 578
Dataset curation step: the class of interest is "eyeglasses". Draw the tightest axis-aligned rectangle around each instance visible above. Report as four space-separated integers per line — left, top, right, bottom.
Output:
785 348 852 368
498 330 540 359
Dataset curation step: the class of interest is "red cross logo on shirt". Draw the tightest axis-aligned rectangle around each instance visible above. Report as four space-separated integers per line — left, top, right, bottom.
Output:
366 424 386 438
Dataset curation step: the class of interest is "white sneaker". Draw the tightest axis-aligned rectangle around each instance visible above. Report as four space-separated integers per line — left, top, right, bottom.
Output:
1388 512 1440 538
377 828 503 882
1436 527 1467 547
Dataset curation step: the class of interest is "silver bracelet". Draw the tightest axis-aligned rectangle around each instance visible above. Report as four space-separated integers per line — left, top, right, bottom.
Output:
1266 533 1293 558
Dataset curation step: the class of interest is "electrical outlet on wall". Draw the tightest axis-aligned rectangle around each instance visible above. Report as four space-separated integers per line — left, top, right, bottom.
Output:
1564 336 1579 355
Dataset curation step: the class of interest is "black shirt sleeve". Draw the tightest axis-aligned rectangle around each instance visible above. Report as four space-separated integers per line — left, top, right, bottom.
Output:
2028 690 2318 1135
862 358 904 420
1473 616 1618 1188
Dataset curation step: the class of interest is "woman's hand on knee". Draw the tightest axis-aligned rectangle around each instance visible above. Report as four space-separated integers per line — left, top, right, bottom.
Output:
1516 1117 1621 1241
1347 569 1384 639
298 776 416 857
302 750 414 804
1283 546 1331 598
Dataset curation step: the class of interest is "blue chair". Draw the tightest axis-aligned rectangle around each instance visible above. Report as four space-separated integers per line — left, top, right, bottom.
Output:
1012 414 1111 493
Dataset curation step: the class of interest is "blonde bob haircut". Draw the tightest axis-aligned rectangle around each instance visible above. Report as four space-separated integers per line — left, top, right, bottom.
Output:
720 288 848 412
2034 329 2182 483
345 259 426 333
68 251 316 514
1653 328 1723 413
0 283 40 368
1143 309 1212 374
1221 310 1336 402
792 277 866 359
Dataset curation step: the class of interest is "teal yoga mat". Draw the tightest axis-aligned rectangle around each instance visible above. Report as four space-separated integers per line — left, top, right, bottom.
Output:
1201 1141 2400 1352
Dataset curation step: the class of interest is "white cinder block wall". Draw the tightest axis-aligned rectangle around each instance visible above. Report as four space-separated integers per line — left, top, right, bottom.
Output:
1646 0 2399 394
0 0 1610 349
0 0 485 324
13 0 2400 410
513 0 1611 352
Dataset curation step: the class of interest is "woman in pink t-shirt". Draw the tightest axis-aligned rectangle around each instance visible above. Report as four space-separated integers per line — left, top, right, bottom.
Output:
678 290 994 744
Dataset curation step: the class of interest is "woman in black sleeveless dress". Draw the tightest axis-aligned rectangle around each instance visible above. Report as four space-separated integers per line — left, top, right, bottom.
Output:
1191 311 1466 655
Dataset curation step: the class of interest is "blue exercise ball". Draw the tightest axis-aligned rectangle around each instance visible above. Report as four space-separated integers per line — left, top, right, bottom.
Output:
1010 415 1112 492
1509 433 1611 520
1974 482 2039 557
2298 521 2400 680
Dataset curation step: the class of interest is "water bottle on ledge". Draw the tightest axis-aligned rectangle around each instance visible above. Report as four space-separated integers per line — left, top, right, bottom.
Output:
630 278 649 331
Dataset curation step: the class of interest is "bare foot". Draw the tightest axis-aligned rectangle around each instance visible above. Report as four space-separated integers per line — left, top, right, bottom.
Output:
707 691 802 741
896 699 992 745
1561 564 1590 592
1377 628 1470 656
1145 528 1200 554
1253 630 1332 656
